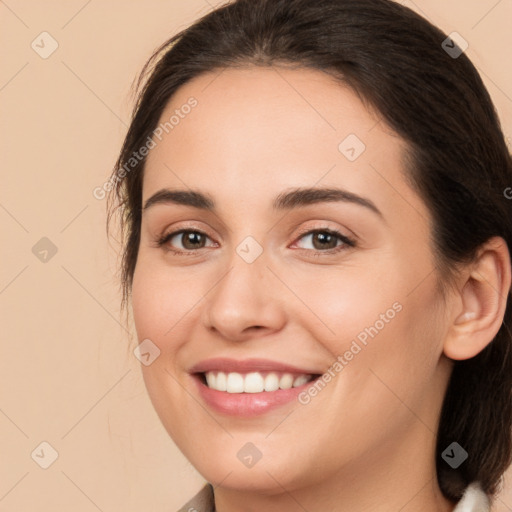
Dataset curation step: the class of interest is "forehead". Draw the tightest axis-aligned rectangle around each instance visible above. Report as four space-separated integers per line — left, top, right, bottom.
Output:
142 66 425 222
146 66 382 172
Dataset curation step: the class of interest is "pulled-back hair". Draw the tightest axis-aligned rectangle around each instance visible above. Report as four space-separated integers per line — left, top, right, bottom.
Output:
107 0 512 501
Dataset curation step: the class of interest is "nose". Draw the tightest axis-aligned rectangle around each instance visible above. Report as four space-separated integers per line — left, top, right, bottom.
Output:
202 252 287 342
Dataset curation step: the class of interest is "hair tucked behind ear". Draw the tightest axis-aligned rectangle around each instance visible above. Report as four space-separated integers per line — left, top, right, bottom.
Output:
107 0 512 501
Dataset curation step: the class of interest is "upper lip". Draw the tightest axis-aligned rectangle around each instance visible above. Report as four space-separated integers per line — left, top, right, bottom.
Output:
189 358 321 375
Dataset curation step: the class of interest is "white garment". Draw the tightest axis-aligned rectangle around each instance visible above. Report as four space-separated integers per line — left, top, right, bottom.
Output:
453 482 490 512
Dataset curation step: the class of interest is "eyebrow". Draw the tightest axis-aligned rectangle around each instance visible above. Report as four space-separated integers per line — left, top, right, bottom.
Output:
142 187 383 218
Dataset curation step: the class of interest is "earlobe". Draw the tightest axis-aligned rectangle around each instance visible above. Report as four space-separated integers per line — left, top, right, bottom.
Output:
443 237 511 361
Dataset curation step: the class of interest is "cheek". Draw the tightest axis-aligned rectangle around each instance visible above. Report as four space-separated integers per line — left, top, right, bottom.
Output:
351 277 447 410
131 261 199 438
309 264 445 394
293 266 403 349
131 258 198 344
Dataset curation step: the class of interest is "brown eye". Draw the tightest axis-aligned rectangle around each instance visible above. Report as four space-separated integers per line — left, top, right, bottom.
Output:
310 231 339 250
294 229 355 253
179 231 207 250
157 230 213 252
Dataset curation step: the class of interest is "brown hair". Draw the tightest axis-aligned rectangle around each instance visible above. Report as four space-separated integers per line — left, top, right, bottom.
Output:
107 0 512 502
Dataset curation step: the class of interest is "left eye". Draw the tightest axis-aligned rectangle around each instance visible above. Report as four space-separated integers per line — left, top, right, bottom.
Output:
293 229 355 252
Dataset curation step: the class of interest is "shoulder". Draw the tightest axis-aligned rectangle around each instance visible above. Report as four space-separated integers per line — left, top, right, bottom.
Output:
453 482 491 512
176 483 215 512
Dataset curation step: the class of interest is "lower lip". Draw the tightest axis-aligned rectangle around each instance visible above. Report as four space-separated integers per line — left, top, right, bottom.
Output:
191 374 319 417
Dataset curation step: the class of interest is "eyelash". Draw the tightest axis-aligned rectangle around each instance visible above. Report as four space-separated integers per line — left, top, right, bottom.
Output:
155 226 356 257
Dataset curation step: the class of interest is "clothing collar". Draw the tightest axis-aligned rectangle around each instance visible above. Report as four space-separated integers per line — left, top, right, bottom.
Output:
177 481 490 512
453 482 490 511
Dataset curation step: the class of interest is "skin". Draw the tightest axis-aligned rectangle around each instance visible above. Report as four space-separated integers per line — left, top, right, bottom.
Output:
131 66 511 511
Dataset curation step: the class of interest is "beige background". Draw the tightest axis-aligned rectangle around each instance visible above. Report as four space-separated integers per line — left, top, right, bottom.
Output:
1 0 511 510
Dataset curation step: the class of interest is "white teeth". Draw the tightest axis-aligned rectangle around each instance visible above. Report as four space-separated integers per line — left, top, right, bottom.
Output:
204 371 314 393
244 372 264 393
226 372 244 393
292 375 309 387
216 371 227 391
264 373 280 391
279 374 294 389
205 372 216 388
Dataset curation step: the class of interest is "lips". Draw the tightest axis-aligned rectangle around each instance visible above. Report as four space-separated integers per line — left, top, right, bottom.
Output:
189 357 321 375
189 358 323 416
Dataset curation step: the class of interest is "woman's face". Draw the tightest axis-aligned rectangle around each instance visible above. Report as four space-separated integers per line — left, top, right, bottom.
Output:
132 66 454 493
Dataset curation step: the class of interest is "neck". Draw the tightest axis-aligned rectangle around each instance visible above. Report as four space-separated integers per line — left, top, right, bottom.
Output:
212 425 457 512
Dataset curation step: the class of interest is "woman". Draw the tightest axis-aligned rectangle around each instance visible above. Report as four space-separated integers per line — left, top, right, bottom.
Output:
106 0 512 510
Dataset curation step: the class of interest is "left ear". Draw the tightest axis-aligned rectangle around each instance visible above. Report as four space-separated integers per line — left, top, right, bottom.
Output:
443 236 511 361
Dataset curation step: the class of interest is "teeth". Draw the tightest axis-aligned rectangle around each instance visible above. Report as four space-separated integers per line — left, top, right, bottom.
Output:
243 372 264 393
204 371 314 393
292 375 309 387
264 373 280 392
216 371 227 391
279 374 294 389
226 372 244 393
205 372 216 388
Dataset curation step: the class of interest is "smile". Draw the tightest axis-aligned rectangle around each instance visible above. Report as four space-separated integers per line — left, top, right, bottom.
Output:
203 371 315 393
189 358 323 416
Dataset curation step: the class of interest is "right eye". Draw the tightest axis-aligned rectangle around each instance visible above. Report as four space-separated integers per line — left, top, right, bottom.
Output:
156 229 216 254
